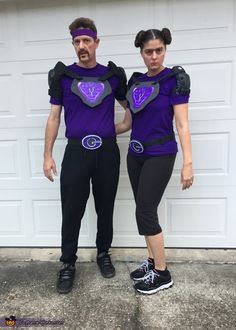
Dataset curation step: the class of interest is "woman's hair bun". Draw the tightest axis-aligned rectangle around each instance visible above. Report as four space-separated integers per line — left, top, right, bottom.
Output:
134 30 146 48
161 28 172 45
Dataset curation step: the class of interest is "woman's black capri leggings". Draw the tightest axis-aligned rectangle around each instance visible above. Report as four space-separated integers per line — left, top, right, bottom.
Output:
127 153 176 236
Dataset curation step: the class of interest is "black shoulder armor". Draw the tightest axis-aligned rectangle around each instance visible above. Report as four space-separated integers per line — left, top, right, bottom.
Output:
128 72 143 89
107 61 127 100
172 66 190 96
48 61 67 99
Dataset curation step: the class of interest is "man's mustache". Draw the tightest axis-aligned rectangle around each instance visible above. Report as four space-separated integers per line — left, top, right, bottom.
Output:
78 49 88 55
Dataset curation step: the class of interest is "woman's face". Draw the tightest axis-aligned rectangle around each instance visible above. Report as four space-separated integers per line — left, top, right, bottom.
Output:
141 39 166 72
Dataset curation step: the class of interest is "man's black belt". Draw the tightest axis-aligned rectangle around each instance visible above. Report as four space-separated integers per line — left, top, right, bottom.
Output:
68 135 116 150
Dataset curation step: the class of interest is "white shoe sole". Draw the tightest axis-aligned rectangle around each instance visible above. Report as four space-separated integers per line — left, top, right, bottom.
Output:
136 280 174 295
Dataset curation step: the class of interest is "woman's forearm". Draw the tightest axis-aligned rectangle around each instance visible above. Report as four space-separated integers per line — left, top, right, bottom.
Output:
176 124 192 165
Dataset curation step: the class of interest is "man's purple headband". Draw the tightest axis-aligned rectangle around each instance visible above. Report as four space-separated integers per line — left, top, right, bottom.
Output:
71 28 97 39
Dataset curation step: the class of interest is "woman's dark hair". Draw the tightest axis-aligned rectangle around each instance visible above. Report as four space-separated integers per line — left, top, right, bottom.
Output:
69 17 97 34
134 28 172 49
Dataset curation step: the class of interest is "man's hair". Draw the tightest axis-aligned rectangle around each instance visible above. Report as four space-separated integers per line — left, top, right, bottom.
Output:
69 17 97 34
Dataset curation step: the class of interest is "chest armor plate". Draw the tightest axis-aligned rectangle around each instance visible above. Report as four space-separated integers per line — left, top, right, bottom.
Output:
71 77 112 108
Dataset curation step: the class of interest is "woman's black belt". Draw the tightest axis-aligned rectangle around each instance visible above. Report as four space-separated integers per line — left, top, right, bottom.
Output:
129 134 175 153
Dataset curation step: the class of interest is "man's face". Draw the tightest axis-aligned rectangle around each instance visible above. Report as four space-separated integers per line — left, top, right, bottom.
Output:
72 35 99 64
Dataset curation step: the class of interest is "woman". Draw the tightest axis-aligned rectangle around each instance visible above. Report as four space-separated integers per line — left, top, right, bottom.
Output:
116 28 193 295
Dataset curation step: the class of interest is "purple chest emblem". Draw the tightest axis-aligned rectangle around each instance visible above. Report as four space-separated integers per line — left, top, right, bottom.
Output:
126 81 160 114
77 81 105 103
132 86 154 109
71 78 112 108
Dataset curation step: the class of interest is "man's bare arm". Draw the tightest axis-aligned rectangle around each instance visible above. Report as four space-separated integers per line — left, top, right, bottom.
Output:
43 104 62 182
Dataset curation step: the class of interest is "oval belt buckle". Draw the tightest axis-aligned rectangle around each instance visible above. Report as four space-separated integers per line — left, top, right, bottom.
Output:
129 140 144 154
82 135 102 150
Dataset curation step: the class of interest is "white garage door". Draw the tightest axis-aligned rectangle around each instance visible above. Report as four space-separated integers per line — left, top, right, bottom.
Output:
0 0 235 247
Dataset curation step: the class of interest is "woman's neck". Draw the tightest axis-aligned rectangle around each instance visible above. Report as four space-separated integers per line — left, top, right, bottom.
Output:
147 65 165 77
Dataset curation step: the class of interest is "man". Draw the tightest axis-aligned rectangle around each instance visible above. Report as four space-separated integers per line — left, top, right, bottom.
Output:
43 17 127 294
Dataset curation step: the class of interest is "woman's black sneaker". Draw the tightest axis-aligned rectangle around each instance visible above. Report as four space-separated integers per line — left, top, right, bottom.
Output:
130 259 154 281
134 269 173 295
56 263 76 294
97 252 115 278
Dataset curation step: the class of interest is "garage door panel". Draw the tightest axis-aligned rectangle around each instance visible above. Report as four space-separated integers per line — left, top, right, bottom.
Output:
18 1 78 45
0 189 93 247
0 139 20 179
189 61 232 111
163 187 236 248
174 131 231 184
166 198 226 236
0 127 65 189
0 74 15 117
28 137 66 181
30 192 94 247
171 0 234 32
93 0 153 37
0 200 24 236
22 72 50 117
174 121 236 187
0 190 29 246
170 0 236 50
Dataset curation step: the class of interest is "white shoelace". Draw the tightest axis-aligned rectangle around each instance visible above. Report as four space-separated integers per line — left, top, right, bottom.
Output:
142 270 159 283
139 259 151 272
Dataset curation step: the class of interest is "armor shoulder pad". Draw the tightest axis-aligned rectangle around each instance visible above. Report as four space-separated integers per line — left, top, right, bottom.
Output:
172 66 190 96
107 61 127 82
48 61 67 98
48 68 55 88
128 72 142 88
107 61 127 101
48 61 67 86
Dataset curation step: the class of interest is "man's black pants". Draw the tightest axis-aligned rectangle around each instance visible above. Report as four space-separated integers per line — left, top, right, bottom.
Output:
60 140 120 264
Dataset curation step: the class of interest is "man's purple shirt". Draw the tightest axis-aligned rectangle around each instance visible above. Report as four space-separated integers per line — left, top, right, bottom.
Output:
50 63 121 139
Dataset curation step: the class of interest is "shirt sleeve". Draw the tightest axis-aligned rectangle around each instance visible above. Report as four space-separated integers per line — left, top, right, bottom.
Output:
170 93 189 105
49 96 63 105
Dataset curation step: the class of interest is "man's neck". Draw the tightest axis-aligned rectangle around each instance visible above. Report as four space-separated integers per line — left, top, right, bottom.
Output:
77 60 97 69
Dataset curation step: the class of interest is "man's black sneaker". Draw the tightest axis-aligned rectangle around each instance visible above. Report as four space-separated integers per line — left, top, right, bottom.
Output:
130 259 154 281
97 252 115 278
134 269 173 295
56 263 76 294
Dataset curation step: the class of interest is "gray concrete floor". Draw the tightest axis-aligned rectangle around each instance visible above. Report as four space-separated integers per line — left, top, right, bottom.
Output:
0 249 236 330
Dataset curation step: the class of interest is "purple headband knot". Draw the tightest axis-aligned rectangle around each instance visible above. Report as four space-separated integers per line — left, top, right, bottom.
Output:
71 28 97 40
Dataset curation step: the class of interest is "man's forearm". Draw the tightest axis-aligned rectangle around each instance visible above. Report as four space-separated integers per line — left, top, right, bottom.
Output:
44 117 60 158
